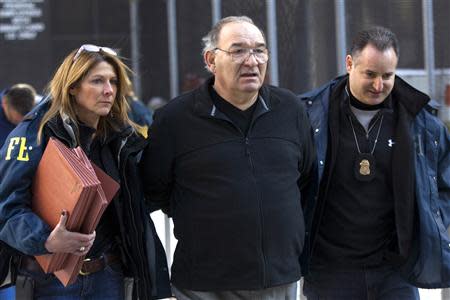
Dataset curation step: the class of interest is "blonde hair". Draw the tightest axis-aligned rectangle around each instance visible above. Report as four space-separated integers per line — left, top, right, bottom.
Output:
38 47 139 144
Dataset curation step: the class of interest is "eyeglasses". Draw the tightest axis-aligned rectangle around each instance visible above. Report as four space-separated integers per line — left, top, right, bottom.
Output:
214 47 269 64
73 44 117 61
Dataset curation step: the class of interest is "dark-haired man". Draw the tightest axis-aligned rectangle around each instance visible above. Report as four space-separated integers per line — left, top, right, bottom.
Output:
299 26 450 299
0 84 36 146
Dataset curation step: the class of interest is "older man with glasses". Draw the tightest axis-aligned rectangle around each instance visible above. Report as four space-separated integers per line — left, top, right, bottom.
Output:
141 15 317 300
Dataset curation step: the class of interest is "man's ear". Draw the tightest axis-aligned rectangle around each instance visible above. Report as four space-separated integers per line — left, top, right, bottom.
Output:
1 97 6 110
204 51 216 73
345 55 353 73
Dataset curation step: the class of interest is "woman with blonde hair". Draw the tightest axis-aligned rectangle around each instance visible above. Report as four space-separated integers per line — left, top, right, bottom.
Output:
0 45 171 299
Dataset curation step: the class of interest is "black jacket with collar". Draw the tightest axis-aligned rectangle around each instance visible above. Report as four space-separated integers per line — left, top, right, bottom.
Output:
44 110 171 300
141 78 317 290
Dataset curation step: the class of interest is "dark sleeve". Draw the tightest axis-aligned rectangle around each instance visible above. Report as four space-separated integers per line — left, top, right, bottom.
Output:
140 109 174 214
297 101 319 275
0 124 52 255
297 103 318 210
128 99 153 127
437 119 450 228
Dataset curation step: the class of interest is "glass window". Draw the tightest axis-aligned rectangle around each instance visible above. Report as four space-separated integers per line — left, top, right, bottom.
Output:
177 0 211 94
140 0 170 101
346 0 423 69
434 0 450 68
277 0 337 93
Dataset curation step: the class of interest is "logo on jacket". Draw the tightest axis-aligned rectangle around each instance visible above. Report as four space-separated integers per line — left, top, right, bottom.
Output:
388 139 395 147
5 137 31 161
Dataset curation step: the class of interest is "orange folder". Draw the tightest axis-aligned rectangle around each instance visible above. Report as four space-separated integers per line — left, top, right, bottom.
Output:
32 137 119 286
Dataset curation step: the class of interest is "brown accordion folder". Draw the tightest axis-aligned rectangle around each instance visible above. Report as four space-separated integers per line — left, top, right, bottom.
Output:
32 137 119 286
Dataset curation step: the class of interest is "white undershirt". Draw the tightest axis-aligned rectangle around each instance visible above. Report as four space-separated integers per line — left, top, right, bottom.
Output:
350 105 380 132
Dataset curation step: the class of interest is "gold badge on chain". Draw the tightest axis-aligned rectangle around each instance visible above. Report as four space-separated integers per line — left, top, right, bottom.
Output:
359 159 370 175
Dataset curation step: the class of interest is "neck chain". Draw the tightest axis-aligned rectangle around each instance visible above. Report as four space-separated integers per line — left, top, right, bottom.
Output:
344 84 385 181
362 114 382 139
348 114 384 155
348 113 384 182
345 84 382 139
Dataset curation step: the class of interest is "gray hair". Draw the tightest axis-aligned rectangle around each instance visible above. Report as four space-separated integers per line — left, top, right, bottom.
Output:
202 16 265 72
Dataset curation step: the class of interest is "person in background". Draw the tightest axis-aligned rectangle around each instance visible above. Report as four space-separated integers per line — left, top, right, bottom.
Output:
0 44 171 299
299 26 450 299
147 96 168 112
125 77 153 138
181 73 205 93
0 83 36 146
141 16 316 300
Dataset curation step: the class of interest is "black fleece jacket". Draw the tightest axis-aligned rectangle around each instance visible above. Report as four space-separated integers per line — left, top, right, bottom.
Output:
141 78 317 291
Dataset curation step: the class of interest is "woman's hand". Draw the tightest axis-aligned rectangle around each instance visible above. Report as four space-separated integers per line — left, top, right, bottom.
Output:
44 211 96 256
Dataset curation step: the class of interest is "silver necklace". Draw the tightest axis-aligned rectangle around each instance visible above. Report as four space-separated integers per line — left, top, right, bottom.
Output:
348 114 384 155
348 114 384 181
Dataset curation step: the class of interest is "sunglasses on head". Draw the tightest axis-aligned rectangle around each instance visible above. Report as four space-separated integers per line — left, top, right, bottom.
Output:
73 44 117 61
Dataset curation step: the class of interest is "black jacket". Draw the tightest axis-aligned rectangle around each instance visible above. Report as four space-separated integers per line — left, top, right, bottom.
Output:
0 99 171 299
141 78 317 291
298 75 450 288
